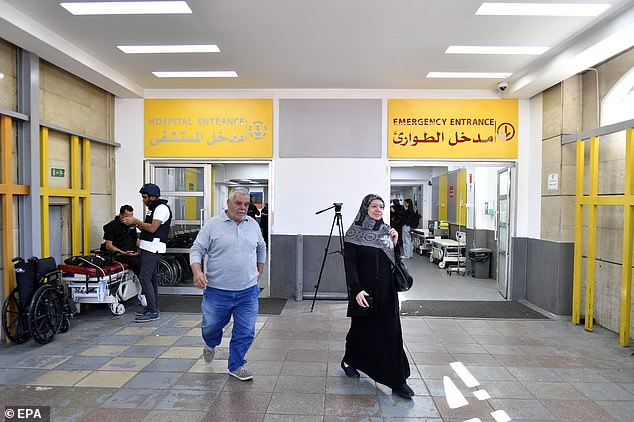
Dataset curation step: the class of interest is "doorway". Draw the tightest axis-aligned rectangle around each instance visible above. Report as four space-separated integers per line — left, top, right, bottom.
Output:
145 161 270 295
390 163 515 301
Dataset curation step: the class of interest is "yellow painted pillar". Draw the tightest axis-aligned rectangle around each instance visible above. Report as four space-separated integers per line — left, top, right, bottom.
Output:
82 139 91 255
572 139 585 324
71 136 80 256
1 116 15 302
584 137 599 331
40 127 50 257
620 127 633 346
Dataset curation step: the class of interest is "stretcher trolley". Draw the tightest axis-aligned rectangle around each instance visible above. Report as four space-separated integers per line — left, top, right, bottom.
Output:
59 262 144 315
429 238 466 270
411 229 432 255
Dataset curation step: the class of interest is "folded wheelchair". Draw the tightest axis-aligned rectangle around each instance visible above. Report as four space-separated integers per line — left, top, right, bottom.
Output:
2 256 72 345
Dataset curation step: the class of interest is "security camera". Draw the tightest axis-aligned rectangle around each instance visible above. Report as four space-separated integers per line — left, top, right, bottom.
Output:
497 82 509 92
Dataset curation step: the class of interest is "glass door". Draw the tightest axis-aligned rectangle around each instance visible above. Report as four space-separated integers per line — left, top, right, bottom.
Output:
148 162 212 293
496 168 511 298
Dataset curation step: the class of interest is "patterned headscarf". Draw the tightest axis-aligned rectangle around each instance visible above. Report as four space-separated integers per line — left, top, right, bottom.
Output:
344 194 395 264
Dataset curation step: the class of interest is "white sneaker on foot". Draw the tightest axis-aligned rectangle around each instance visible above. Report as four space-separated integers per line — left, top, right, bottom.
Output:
228 366 253 381
202 345 215 363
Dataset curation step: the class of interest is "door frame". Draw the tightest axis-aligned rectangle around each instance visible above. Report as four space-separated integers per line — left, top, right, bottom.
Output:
144 159 272 296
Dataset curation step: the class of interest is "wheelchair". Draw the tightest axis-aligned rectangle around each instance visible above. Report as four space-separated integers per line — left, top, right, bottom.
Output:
2 256 72 345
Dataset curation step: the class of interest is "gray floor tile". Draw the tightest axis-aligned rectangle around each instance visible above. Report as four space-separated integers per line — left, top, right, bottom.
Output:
488 398 557 420
56 356 113 370
143 358 196 372
118 345 169 357
521 381 585 399
274 375 326 393
101 388 169 409
571 381 634 400
267 393 325 415
380 394 440 418
155 389 216 411
209 391 272 414
123 371 183 389
596 400 634 422
541 399 618 421
324 393 380 417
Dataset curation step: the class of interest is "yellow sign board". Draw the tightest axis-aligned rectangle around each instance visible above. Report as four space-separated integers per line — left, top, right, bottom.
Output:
388 99 518 159
144 99 273 158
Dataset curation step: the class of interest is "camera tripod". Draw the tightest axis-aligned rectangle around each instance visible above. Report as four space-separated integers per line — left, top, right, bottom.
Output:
311 203 344 312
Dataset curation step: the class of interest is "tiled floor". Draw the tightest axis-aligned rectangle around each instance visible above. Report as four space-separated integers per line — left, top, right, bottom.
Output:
1 300 634 421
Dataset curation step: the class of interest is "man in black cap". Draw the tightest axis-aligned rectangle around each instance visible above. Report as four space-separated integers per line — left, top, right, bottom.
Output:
122 183 172 322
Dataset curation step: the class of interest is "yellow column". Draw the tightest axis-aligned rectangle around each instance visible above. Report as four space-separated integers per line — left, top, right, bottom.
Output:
40 127 50 257
1 116 15 302
70 136 80 256
572 139 585 324
82 139 91 255
620 127 633 346
584 136 599 331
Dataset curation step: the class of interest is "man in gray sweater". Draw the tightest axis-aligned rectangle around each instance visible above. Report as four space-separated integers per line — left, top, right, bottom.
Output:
190 187 267 381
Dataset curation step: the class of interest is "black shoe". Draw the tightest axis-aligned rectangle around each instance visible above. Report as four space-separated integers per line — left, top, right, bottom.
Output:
341 360 360 378
392 383 414 398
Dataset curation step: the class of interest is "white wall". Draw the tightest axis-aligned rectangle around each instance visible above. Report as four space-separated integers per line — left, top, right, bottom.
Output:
114 98 145 215
114 90 539 242
274 158 387 235
515 96 542 238
474 167 499 231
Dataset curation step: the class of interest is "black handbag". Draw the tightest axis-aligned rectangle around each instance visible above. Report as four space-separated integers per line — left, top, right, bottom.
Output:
393 246 413 292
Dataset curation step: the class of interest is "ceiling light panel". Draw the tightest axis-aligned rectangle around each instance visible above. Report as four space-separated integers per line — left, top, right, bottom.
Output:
427 72 513 79
445 46 549 55
476 2 610 17
60 1 192 15
152 71 238 78
118 45 220 54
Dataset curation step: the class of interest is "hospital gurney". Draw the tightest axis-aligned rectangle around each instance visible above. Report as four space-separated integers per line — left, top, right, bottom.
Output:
429 237 466 270
411 229 432 255
59 262 144 315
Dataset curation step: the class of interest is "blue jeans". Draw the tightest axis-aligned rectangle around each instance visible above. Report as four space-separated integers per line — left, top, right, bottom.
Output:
201 284 259 372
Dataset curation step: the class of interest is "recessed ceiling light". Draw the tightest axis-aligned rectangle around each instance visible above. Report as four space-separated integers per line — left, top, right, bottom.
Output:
427 72 513 79
152 71 238 78
60 1 192 15
476 2 610 17
0 72 4 79
118 45 220 54
445 46 549 55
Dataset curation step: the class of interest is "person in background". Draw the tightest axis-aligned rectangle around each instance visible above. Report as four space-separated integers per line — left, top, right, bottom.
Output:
259 202 269 245
190 187 267 381
247 195 260 219
390 199 405 248
401 199 415 259
341 194 414 399
122 183 172 323
101 204 141 275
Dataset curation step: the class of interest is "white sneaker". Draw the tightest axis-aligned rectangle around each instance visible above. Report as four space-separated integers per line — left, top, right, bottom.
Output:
229 366 253 381
202 345 215 363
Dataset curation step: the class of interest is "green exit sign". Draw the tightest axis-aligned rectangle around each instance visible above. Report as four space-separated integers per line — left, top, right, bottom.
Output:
51 168 65 177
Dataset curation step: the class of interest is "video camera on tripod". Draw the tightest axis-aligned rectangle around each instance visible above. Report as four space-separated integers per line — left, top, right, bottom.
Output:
311 202 345 311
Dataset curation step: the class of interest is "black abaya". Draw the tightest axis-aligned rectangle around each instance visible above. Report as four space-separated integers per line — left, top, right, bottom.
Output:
342 242 410 389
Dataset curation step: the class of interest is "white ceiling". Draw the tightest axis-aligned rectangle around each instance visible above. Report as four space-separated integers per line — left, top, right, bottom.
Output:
1 0 633 98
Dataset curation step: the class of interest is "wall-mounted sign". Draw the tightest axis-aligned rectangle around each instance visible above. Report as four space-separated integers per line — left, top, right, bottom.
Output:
51 168 65 177
388 99 518 159
144 99 273 158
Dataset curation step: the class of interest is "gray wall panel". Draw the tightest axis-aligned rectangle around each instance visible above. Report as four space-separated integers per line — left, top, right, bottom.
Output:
447 172 457 223
524 238 573 315
270 234 347 299
279 99 382 158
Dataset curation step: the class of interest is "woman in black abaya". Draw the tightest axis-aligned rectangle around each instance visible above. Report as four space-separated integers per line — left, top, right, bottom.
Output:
341 194 414 399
